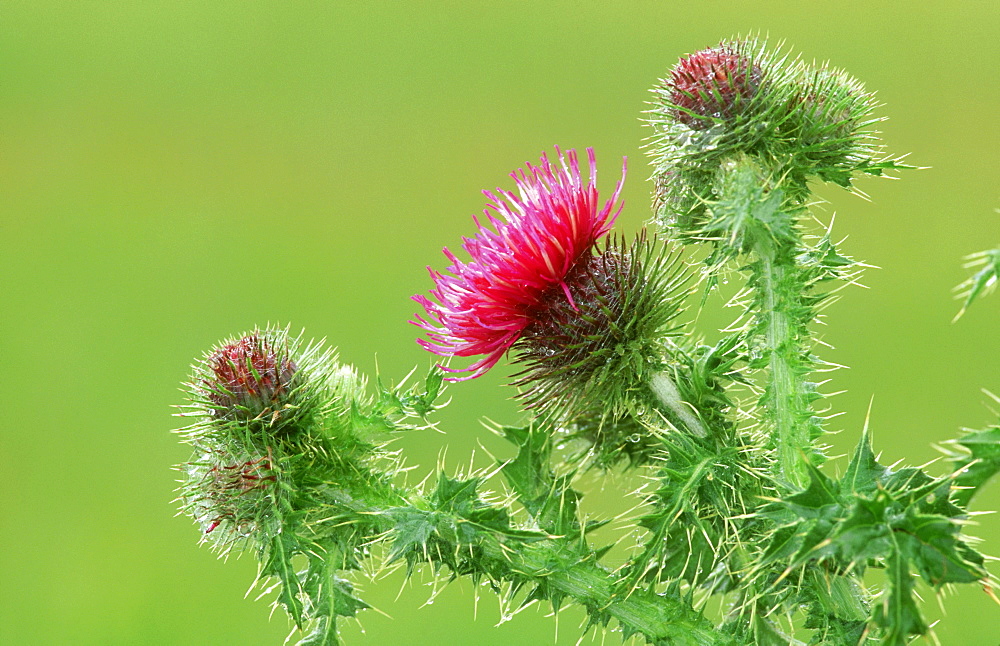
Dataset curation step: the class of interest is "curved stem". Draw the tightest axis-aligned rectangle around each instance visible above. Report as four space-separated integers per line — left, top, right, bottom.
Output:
363 486 733 646
649 370 707 437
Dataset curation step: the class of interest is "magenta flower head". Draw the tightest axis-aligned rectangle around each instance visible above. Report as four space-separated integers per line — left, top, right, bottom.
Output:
412 147 625 380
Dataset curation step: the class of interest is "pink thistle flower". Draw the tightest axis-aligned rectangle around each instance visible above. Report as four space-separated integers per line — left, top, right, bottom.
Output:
412 147 625 380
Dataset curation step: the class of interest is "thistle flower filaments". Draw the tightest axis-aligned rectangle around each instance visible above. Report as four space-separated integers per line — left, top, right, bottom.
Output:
412 147 625 379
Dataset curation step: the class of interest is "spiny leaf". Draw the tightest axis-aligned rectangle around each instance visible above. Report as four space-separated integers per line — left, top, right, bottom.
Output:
954 247 999 320
946 425 1000 507
897 514 985 585
261 533 305 626
841 428 890 496
872 546 927 646
784 463 839 514
499 424 585 536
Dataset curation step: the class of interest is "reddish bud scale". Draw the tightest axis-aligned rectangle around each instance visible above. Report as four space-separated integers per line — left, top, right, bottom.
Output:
669 46 762 130
205 335 297 417
197 453 277 535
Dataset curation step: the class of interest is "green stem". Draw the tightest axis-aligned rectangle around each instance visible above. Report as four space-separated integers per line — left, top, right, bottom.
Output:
752 233 811 489
711 157 820 489
360 487 733 646
502 541 730 645
649 370 707 437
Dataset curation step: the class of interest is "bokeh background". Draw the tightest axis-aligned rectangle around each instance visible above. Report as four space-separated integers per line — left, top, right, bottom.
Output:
2 2 998 644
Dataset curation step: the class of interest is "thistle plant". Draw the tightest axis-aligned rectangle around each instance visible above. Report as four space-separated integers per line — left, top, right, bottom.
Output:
173 38 999 645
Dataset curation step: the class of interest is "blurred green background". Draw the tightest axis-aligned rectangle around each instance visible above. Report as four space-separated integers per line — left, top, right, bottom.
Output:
2 1 997 644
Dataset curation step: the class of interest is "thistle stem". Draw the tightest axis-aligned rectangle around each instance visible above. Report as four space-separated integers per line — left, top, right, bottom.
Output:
649 371 707 437
370 497 732 646
752 233 811 488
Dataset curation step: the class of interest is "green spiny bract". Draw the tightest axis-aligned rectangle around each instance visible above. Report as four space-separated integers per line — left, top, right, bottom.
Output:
512 233 690 420
510 233 704 468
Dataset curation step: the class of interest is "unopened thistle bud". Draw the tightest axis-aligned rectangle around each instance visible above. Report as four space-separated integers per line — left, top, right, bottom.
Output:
185 450 278 549
204 334 298 421
175 328 410 638
649 39 899 238
666 45 762 130
783 65 883 184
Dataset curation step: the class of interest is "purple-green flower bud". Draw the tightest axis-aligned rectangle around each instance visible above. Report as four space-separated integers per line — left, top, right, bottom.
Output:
188 451 277 539
511 234 690 426
203 334 297 420
667 45 762 130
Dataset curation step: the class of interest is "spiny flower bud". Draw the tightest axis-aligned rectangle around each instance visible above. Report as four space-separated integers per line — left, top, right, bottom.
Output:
668 45 762 130
186 451 278 547
782 66 882 179
512 234 689 422
204 334 297 420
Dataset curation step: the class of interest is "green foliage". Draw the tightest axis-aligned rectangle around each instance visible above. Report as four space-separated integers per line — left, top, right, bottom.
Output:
942 396 1000 507
172 39 997 646
954 246 1000 320
753 429 987 644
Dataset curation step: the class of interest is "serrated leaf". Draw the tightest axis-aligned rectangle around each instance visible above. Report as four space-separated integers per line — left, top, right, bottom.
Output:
499 425 552 511
261 533 305 626
759 525 803 564
882 466 936 500
785 463 840 515
499 425 585 536
841 429 890 496
384 507 435 565
954 248 1000 319
872 548 927 646
431 472 482 515
949 426 1000 506
330 577 370 617
898 514 985 585
296 617 339 646
830 495 892 565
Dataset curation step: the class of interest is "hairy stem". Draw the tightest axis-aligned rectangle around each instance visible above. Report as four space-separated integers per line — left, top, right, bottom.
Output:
711 158 821 489
356 481 734 646
751 232 812 489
